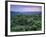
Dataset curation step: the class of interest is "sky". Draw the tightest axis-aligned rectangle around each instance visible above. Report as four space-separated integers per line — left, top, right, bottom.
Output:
10 5 42 12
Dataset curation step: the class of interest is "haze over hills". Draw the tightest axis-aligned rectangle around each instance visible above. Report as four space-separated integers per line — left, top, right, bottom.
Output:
11 11 41 16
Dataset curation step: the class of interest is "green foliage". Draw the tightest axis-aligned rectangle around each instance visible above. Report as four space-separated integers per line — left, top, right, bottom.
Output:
11 14 42 32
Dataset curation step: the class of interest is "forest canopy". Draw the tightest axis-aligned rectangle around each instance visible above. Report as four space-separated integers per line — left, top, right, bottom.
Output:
11 13 42 32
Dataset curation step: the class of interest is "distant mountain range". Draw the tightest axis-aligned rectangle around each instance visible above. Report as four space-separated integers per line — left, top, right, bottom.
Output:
11 11 41 16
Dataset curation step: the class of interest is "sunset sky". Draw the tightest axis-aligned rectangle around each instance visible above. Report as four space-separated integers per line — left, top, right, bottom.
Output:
10 5 42 12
